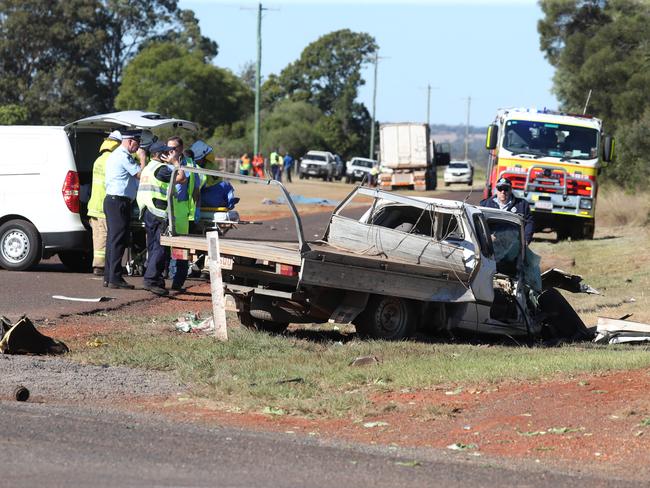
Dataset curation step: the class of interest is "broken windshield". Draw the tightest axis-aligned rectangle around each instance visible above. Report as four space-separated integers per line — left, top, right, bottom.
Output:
502 120 599 160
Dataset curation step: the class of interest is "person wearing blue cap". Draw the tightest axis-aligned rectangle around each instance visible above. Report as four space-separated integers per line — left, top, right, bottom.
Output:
480 177 534 244
136 141 188 296
103 129 144 289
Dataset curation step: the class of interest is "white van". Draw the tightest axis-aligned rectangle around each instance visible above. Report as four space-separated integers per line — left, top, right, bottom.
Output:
0 111 197 271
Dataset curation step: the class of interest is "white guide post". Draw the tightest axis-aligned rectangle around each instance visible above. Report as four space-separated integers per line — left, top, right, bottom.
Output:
207 231 228 341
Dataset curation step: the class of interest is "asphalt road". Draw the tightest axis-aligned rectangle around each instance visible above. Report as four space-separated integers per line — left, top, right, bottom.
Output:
1 401 638 488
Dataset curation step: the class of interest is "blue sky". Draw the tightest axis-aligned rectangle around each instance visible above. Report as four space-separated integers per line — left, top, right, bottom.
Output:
179 0 557 127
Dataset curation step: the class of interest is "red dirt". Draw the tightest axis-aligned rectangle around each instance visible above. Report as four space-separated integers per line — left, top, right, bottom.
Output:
48 283 650 479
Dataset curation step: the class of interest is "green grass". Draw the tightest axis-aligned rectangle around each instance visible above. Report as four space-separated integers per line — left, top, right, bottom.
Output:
72 325 650 418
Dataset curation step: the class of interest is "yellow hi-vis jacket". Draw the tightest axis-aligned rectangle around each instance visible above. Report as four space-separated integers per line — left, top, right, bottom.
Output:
136 160 170 219
87 138 121 219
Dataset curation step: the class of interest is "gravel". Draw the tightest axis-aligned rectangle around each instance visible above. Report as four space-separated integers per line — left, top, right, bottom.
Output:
0 354 185 402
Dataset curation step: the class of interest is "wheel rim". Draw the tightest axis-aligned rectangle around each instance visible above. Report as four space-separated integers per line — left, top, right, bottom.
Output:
375 299 407 336
1 229 30 264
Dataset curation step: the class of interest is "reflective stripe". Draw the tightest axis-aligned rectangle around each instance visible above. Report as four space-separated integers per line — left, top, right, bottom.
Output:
138 184 168 196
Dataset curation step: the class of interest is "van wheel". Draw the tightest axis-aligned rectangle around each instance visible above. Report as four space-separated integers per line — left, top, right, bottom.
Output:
0 220 42 271
355 295 416 340
58 250 93 273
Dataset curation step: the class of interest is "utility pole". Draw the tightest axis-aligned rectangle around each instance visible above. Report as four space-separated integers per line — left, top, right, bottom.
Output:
253 2 263 157
369 51 379 160
464 95 471 161
427 84 431 127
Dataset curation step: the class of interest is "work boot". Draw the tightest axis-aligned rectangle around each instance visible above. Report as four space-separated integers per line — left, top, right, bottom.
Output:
93 267 104 276
171 284 186 292
144 285 169 296
108 281 135 290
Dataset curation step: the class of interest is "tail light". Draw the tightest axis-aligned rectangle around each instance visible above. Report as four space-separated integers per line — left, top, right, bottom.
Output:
62 170 80 213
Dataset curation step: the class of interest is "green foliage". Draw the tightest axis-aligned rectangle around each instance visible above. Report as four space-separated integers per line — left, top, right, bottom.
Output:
605 108 650 186
116 42 253 135
0 104 28 125
211 100 325 158
538 0 650 186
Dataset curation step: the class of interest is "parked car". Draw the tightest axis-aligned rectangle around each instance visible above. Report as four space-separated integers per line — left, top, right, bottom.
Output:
444 160 473 186
299 150 336 181
0 110 196 271
345 157 376 183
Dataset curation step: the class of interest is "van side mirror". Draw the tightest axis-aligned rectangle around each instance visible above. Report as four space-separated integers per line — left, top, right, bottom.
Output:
486 124 498 150
602 135 615 164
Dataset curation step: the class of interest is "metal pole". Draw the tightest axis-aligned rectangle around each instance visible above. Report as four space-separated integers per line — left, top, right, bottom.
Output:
464 95 471 161
426 84 431 127
254 2 262 156
369 51 378 160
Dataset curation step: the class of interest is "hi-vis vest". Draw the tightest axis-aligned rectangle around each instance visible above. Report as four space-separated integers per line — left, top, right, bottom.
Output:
87 138 121 219
136 160 170 219
182 157 204 223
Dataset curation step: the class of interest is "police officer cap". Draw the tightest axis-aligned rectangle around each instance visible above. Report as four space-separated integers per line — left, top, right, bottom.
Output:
496 177 512 189
140 130 158 150
149 141 173 154
120 129 142 140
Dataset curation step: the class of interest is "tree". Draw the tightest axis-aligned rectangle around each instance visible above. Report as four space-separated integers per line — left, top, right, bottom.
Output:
116 42 253 135
538 0 650 186
262 30 378 158
0 0 185 123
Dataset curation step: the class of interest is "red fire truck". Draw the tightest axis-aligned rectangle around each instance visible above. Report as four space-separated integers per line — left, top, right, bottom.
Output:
484 107 614 240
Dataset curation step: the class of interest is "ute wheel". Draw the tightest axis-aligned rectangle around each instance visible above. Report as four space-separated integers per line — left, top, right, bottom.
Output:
0 219 42 271
355 295 416 340
58 250 93 273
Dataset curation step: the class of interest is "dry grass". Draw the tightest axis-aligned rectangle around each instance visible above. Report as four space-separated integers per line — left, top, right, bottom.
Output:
596 185 650 228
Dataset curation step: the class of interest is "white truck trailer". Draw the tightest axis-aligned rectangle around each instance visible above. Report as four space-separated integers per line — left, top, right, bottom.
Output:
378 123 449 191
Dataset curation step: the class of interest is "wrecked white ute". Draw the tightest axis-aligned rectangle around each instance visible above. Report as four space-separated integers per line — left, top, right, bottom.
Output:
319 188 594 341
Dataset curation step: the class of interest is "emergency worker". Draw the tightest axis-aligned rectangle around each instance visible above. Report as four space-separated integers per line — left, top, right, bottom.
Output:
480 177 534 244
164 136 200 291
239 153 251 179
87 130 121 275
369 165 380 187
283 153 294 183
103 130 144 289
269 149 282 181
252 153 265 178
136 141 188 296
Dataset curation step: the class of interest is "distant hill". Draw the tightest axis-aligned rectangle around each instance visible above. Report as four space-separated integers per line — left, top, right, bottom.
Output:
430 124 488 167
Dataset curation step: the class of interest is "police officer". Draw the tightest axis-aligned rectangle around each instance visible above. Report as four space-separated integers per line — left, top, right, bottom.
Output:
103 129 144 289
136 141 188 296
480 177 534 244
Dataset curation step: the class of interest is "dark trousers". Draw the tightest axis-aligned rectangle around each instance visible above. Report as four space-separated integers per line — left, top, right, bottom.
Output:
271 165 281 181
285 166 292 182
103 195 131 285
143 209 167 288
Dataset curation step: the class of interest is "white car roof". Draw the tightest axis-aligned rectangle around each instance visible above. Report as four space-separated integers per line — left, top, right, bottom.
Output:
65 110 198 132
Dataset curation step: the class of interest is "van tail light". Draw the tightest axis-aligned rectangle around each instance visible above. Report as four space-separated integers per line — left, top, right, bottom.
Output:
62 170 80 213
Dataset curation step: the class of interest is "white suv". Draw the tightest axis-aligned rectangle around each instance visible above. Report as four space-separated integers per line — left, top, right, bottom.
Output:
345 157 376 183
0 111 196 271
443 160 474 186
299 150 335 181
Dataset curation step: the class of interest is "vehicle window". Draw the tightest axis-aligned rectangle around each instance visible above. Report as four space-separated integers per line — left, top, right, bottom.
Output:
369 205 435 237
486 219 521 275
306 154 326 162
354 159 374 168
503 120 599 159
448 162 468 169
472 214 494 257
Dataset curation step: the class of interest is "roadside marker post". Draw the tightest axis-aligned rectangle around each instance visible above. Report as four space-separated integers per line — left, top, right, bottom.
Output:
207 231 228 341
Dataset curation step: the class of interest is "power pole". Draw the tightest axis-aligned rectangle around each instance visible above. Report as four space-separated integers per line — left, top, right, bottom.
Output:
253 2 263 157
426 84 431 127
464 95 471 161
369 51 379 160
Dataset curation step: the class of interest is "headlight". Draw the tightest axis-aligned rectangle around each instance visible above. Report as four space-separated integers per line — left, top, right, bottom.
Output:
579 199 593 210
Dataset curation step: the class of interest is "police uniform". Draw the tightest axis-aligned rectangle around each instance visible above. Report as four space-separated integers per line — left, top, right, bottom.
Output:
136 141 176 296
103 130 142 288
480 177 535 244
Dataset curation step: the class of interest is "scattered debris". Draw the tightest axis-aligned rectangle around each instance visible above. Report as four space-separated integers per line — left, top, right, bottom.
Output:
14 385 29 402
52 295 113 302
86 338 107 348
275 377 304 385
262 406 286 416
363 421 389 428
174 313 214 333
445 387 463 396
447 443 478 451
0 316 68 355
394 460 421 467
594 317 650 344
349 355 381 367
